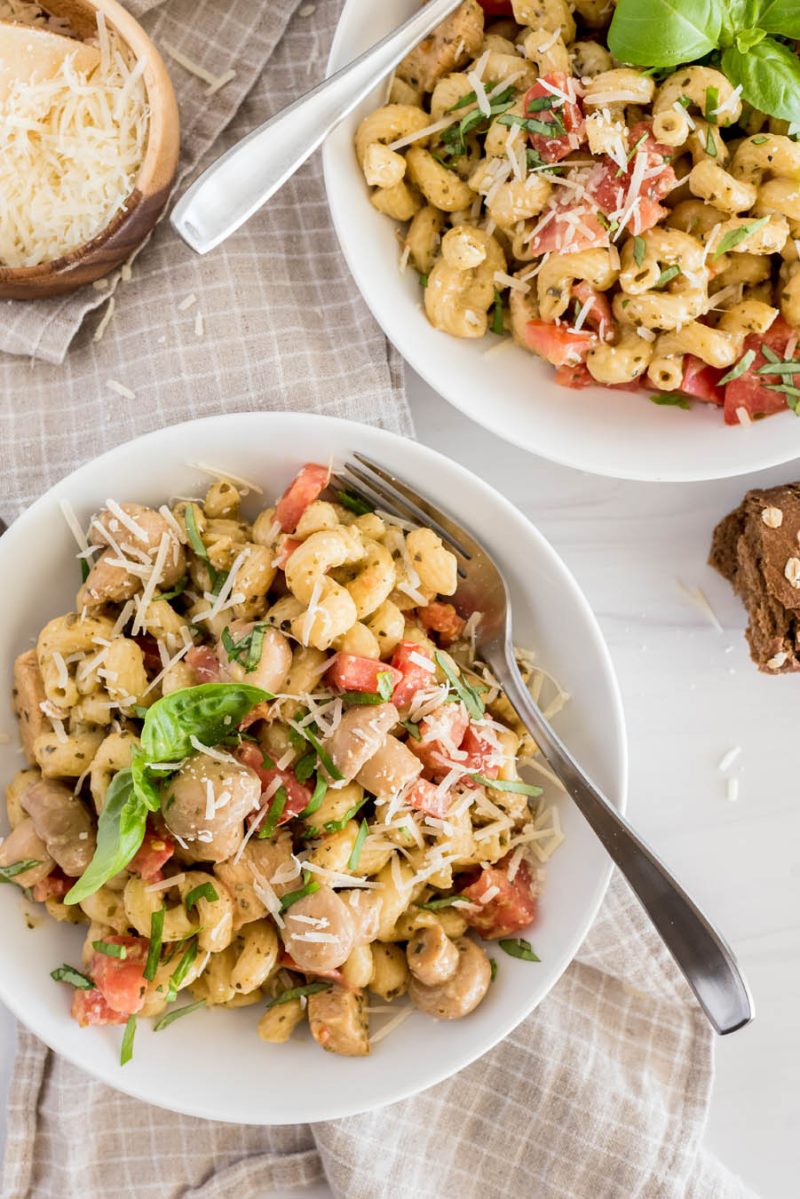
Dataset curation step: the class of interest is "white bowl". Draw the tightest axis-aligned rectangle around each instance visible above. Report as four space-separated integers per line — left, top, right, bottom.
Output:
323 0 800 482
0 413 626 1123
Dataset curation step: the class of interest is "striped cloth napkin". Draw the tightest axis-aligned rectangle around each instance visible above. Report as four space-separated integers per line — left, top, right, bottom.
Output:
0 2 755 1197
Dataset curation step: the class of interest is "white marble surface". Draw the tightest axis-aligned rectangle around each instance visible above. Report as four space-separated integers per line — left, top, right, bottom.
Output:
2 369 798 1198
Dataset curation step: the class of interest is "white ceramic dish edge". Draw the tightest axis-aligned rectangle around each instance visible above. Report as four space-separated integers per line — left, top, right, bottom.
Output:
0 412 627 1124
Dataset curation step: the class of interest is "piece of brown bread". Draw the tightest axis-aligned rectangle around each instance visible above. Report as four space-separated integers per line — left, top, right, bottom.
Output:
709 483 800 673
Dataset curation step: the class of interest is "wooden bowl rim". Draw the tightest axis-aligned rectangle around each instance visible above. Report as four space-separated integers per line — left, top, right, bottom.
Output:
0 0 179 284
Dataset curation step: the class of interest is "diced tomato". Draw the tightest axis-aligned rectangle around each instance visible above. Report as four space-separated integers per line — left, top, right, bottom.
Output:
72 988 129 1028
90 935 148 1016
681 355 725 406
529 125 675 259
554 363 643 392
128 828 175 882
326 653 403 695
187 644 223 684
459 856 537 939
525 321 598 367
132 634 162 674
528 209 609 258
238 701 274 731
278 951 351 989
477 0 513 13
524 74 584 165
31 869 71 903
409 702 470 779
460 724 501 779
723 318 794 425
275 536 301 569
406 778 451 819
275 464 330 533
417 602 465 646
389 641 437 707
571 281 613 341
235 743 311 825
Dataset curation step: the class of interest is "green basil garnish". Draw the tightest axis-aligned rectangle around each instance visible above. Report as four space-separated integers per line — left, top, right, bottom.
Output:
50 964 94 990
264 982 331 1009
499 937 541 962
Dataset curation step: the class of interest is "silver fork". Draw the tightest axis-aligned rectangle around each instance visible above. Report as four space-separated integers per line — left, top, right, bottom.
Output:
336 453 753 1036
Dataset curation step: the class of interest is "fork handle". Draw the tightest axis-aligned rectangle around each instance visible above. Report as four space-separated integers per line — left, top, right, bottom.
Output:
488 647 753 1035
170 0 463 254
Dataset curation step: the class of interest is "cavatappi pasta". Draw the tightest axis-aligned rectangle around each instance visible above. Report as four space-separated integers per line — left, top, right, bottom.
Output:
1 463 564 1061
356 0 800 425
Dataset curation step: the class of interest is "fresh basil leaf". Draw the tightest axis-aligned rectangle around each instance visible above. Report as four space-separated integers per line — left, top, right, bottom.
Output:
258 785 287 839
527 95 555 112
650 393 691 408
51 964 94 989
280 870 320 910
756 359 800 375
144 907 165 982
65 769 147 904
719 349 756 384
608 0 725 67
489 958 498 981
185 881 218 911
221 623 267 673
722 39 800 124
141 683 271 762
653 265 681 289
735 26 767 51
80 557 90 583
264 981 331 1009
299 774 328 819
712 214 770 257
184 504 208 562
323 793 370 832
376 670 395 702
293 722 343 782
704 84 720 122
92 940 127 959
347 819 369 871
120 1014 137 1065
418 273 429 288
498 937 541 962
752 0 800 39
336 490 373 516
633 236 646 267
401 719 421 741
153 999 206 1031
130 747 162 813
706 126 718 157
0 859 41 883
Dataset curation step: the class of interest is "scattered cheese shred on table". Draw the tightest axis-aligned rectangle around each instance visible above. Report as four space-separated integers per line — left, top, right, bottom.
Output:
106 379 136 400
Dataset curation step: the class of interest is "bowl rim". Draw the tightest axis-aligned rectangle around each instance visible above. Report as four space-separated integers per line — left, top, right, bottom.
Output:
0 412 628 1122
0 0 179 286
321 0 800 484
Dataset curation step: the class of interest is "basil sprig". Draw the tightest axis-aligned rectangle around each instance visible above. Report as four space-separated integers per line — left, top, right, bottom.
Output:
66 684 270 905
51 964 94 990
608 0 800 123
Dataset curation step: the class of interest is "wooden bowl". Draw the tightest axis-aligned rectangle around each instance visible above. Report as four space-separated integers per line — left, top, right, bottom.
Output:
0 0 180 300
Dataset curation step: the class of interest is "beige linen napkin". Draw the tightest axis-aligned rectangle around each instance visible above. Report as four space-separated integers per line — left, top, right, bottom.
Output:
0 2 755 1196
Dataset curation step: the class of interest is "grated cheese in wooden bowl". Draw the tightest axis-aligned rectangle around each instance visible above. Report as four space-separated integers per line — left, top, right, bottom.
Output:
0 0 149 268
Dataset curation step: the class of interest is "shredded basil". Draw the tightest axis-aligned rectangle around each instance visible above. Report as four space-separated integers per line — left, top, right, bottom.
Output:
120 1015 137 1066
258 785 288 839
144 907 165 982
50 964 94 990
294 750 318 783
185 881 218 911
499 937 541 962
153 999 206 1031
157 576 188 602
221 623 268 673
167 938 198 1002
470 774 543 796
376 670 395 702
719 349 756 385
0 860 41 883
401 719 421 741
92 940 128 959
279 869 320 910
434 652 484 720
489 958 498 982
299 774 328 820
418 894 469 911
336 489 374 516
293 722 343 782
653 265 681 289
347 818 369 871
704 85 719 123
323 793 370 833
633 236 646 268
713 216 770 258
650 392 691 409
264 981 331 1009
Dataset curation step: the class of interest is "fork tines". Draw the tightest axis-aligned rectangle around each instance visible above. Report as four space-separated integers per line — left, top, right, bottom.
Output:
334 454 474 566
